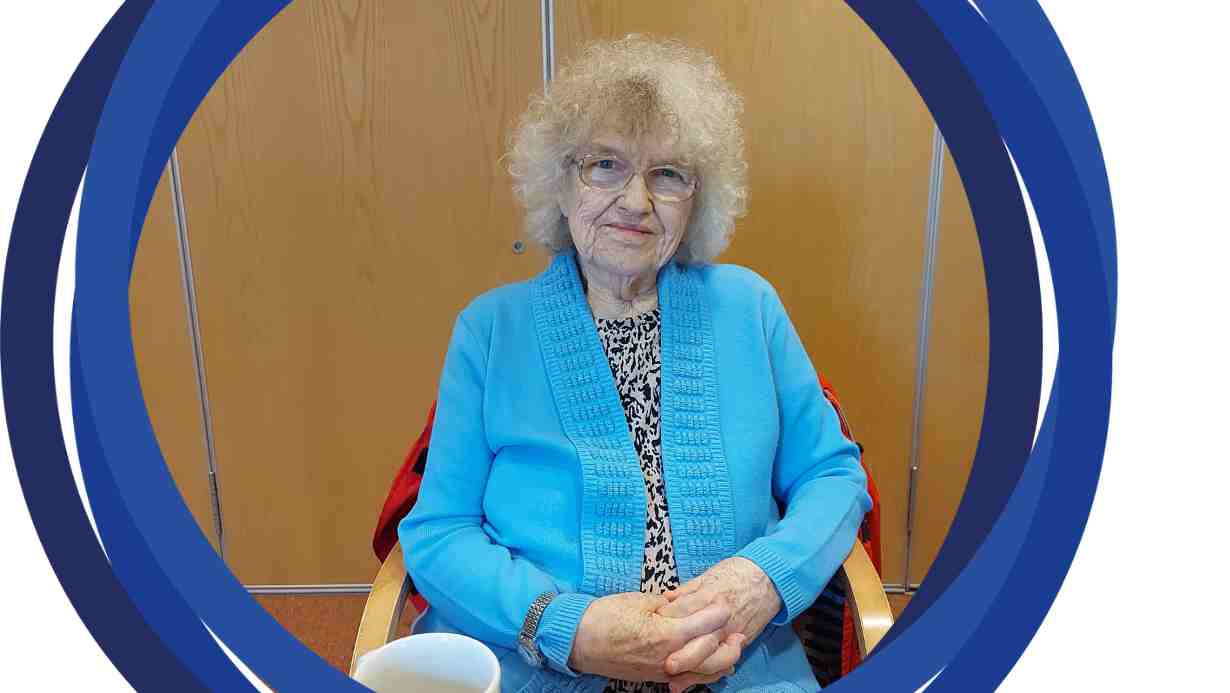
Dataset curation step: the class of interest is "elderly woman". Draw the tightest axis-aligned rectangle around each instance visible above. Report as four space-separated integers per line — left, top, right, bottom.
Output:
400 36 871 692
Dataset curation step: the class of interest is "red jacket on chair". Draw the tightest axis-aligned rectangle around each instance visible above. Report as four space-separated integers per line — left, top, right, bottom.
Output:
371 376 882 680
817 374 882 677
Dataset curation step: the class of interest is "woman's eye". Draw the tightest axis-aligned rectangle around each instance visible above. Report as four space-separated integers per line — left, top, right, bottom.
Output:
653 168 686 181
596 159 617 170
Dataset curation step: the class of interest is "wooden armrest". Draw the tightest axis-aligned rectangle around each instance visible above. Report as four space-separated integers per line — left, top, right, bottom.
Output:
840 541 893 656
351 540 895 676
350 543 418 676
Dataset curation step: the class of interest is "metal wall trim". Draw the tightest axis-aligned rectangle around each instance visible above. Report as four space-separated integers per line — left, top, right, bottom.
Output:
169 149 226 561
540 0 555 89
246 584 373 595
903 126 946 589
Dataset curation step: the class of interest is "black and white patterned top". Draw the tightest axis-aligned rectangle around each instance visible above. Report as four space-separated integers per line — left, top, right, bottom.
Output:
595 308 696 693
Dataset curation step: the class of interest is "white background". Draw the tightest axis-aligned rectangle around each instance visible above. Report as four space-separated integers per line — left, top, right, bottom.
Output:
1 2 1226 690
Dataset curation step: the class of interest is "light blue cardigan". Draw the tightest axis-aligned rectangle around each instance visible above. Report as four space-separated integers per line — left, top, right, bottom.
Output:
399 252 871 692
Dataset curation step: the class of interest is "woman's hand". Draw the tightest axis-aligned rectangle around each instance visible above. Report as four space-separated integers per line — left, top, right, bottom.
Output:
661 630 747 693
568 591 744 683
657 557 782 688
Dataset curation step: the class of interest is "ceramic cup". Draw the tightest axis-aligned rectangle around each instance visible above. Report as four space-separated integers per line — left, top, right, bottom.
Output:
352 632 501 693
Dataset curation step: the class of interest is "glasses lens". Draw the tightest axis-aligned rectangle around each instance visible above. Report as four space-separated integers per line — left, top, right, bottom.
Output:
647 166 696 201
580 157 631 190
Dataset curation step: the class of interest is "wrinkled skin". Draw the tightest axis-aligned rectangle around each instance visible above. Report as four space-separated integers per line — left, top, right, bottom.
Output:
568 558 781 692
658 558 783 691
568 592 744 686
559 133 693 319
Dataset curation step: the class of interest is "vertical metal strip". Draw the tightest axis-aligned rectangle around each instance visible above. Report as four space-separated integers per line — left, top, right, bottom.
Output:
539 0 555 89
903 126 946 590
169 149 226 561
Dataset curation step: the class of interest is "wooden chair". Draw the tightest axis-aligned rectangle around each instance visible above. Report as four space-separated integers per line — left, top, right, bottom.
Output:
350 540 893 681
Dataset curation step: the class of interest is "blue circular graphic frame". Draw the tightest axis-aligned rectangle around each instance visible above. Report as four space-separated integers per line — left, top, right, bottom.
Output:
2 1 1114 691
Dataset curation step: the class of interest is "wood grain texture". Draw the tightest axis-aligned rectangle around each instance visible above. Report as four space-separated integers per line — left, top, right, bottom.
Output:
350 542 415 675
555 0 938 585
130 0 987 591
839 542 894 655
170 0 541 584
129 168 219 552
909 150 988 584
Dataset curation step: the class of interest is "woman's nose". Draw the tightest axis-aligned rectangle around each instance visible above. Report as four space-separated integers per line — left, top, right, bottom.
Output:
617 172 654 213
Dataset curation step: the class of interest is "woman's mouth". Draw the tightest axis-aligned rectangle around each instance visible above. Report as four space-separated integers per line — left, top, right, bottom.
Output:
606 223 652 235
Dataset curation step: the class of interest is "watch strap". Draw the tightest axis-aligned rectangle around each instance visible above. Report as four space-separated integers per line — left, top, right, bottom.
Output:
519 591 557 662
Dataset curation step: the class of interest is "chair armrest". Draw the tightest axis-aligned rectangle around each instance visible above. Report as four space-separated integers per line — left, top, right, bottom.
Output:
839 541 893 656
350 541 893 674
350 543 419 676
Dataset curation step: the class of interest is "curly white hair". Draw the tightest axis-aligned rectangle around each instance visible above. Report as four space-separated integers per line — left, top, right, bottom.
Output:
507 35 748 264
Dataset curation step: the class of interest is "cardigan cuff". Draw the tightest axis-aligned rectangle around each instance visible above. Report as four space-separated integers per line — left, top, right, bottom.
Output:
735 543 812 625
536 591 597 677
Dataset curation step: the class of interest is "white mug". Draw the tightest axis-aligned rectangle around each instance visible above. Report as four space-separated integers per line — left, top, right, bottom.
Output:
353 633 501 693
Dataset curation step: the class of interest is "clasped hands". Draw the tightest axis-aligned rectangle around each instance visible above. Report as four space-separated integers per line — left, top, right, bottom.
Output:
569 558 782 693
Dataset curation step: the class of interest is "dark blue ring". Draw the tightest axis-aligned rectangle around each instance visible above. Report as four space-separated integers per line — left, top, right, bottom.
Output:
2 1 1114 689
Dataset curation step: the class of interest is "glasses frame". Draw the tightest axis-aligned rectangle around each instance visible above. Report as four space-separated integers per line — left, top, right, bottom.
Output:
572 153 699 204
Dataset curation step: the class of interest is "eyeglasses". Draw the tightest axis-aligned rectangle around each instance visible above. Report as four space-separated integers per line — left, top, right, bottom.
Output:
573 154 698 203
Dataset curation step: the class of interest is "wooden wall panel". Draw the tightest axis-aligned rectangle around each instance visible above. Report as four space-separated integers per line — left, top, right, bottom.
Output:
910 151 988 584
170 1 542 584
130 168 218 552
555 0 936 585
131 0 986 590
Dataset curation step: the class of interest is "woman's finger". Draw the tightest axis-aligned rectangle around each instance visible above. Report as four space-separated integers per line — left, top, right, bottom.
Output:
663 632 720 676
666 637 743 693
689 633 746 675
671 601 731 643
662 579 704 603
657 587 717 618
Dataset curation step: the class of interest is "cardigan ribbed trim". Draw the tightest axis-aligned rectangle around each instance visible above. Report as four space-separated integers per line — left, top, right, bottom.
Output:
531 252 737 596
537 592 597 677
657 260 738 582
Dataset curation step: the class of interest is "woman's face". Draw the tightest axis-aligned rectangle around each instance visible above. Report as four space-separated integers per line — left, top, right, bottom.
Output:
559 132 695 283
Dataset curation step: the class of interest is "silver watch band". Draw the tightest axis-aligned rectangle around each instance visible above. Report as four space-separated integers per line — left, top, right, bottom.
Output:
518 591 557 663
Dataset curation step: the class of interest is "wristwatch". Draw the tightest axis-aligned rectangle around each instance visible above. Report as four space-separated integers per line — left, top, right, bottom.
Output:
517 591 557 668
